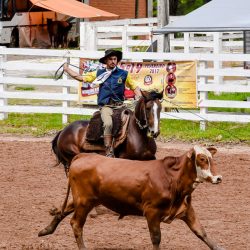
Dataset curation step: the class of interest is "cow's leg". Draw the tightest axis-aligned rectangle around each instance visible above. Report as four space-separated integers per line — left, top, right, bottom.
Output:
70 200 94 250
38 201 74 236
181 204 224 250
38 202 99 237
145 210 161 250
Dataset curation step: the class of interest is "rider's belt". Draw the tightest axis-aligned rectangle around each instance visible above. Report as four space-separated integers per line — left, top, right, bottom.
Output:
108 99 123 106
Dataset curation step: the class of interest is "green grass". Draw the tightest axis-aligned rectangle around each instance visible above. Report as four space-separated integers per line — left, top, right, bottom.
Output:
0 113 249 144
208 92 250 113
160 119 250 144
0 113 90 136
0 91 249 143
208 92 248 101
14 86 35 91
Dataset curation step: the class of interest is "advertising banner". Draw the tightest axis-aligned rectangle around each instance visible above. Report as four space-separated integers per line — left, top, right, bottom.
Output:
78 59 197 108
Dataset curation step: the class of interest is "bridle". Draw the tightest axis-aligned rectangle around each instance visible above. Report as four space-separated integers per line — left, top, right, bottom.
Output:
135 116 148 130
134 98 160 131
134 97 148 130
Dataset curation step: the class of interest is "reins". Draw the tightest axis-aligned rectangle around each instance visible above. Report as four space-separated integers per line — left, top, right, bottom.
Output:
134 98 148 130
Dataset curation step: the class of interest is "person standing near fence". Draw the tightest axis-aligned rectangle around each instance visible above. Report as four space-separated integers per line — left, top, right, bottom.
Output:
63 49 142 157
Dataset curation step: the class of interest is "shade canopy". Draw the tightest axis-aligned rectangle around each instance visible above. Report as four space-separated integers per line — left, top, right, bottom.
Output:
30 0 118 18
154 0 250 34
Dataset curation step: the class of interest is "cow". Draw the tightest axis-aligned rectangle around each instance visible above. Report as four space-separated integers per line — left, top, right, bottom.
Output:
64 145 223 250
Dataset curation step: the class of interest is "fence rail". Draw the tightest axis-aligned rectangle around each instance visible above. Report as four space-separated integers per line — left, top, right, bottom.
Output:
0 47 250 127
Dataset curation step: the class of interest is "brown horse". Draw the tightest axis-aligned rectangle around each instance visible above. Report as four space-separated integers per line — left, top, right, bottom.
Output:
38 91 162 237
47 19 72 48
52 90 163 170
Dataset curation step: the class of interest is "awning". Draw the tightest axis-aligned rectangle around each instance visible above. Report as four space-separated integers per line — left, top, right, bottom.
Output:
154 0 250 34
30 0 118 18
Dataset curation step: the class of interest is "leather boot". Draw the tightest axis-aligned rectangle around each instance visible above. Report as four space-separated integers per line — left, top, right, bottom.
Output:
104 134 114 158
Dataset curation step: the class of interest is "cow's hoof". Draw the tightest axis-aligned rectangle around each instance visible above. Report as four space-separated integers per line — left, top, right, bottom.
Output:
38 228 50 237
89 213 98 218
213 246 225 250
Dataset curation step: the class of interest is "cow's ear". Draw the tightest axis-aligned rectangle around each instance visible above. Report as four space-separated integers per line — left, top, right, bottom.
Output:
207 147 217 156
187 148 195 159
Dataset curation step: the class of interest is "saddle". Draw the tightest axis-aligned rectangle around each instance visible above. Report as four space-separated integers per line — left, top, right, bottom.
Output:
83 108 131 151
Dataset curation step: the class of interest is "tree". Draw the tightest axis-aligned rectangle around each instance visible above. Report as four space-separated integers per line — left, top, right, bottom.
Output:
153 0 210 16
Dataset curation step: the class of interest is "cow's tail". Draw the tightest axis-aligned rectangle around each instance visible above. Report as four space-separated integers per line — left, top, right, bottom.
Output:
61 181 70 215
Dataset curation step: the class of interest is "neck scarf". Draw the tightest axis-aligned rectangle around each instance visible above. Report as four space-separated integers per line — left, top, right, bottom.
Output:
93 67 116 85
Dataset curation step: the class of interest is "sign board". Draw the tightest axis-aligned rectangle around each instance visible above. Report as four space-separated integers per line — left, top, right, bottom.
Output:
78 59 197 108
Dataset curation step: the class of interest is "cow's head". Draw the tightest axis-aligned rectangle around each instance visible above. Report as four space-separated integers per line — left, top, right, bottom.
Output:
188 145 222 185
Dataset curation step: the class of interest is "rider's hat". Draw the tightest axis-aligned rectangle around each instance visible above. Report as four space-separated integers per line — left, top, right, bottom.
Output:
99 49 123 64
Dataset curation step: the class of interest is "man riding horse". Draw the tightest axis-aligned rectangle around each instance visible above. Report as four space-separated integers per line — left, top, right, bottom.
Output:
63 49 142 157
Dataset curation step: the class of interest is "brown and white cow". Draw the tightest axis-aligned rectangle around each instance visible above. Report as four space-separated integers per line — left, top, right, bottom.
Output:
67 145 223 250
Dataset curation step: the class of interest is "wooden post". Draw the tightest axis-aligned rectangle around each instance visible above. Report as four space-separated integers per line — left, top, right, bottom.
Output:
88 23 97 50
122 25 128 52
157 0 169 52
184 32 190 53
147 0 153 17
80 22 96 51
79 22 86 50
213 32 223 95
199 61 208 130
62 57 70 124
0 50 7 120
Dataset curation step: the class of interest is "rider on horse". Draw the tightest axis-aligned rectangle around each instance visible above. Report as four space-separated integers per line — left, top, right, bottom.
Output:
63 49 142 157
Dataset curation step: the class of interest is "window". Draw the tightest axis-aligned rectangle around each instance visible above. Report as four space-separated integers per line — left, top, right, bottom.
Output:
15 0 29 12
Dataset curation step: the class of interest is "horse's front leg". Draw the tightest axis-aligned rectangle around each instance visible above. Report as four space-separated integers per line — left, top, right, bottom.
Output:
181 204 225 250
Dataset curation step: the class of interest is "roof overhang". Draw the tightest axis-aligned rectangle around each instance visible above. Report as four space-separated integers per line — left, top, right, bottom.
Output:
154 0 250 34
30 0 118 19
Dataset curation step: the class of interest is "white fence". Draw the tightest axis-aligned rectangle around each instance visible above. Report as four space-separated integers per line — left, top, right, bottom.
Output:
79 18 244 56
80 17 159 52
169 32 244 53
0 47 250 128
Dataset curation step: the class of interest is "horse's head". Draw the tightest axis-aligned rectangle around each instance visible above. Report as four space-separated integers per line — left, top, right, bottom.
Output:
134 91 163 138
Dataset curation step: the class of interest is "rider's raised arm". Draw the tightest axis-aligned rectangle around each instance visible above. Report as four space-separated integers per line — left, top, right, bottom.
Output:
125 73 142 99
63 63 83 81
63 63 98 83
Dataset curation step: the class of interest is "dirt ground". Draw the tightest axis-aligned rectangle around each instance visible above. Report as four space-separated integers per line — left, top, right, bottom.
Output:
0 136 249 250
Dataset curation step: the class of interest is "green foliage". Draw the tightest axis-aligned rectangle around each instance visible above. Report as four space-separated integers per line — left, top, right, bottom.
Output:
153 0 209 17
176 0 206 15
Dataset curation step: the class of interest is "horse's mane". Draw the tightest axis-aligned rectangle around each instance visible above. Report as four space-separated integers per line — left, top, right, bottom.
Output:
144 90 163 101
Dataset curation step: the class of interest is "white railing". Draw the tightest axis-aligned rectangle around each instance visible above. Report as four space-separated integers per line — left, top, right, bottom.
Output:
80 18 159 52
0 47 250 128
169 32 244 53
79 18 244 55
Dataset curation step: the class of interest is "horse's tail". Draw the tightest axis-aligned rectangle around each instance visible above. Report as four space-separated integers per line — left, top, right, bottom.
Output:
51 130 67 168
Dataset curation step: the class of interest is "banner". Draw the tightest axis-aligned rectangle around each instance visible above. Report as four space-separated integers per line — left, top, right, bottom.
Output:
78 59 197 108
